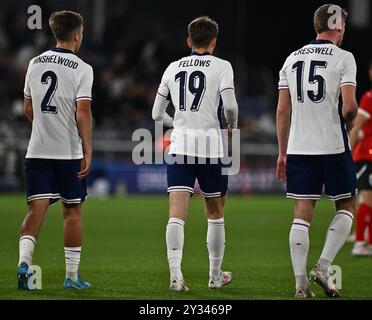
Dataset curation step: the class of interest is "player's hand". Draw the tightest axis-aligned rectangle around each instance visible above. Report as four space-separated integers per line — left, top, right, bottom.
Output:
78 154 92 180
276 154 287 182
346 120 355 132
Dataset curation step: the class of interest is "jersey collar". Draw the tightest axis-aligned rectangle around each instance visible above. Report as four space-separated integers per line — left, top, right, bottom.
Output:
51 47 75 54
190 51 211 56
310 39 334 45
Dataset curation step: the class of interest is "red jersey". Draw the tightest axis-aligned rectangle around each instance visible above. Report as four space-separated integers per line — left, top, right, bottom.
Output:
353 89 372 162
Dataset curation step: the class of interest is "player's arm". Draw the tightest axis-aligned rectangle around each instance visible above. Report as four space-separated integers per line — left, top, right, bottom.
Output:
349 112 367 151
152 93 173 128
220 62 238 130
276 88 292 181
24 98 33 122
341 85 358 131
220 89 238 130
76 100 93 180
152 65 173 127
23 60 33 122
76 65 94 180
340 52 358 131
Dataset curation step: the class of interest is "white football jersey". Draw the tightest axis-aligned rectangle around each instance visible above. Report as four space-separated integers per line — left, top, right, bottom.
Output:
157 52 235 158
24 48 93 159
278 40 357 155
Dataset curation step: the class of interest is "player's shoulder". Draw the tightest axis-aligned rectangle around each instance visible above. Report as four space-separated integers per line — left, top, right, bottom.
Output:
281 46 302 67
72 54 93 73
27 50 51 66
210 55 232 69
332 46 355 60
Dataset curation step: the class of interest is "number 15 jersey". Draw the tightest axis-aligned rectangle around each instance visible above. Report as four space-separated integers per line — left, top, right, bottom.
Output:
157 52 235 158
24 47 93 160
278 39 357 155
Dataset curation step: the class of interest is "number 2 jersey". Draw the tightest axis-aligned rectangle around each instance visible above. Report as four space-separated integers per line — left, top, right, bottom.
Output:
157 52 236 158
278 39 357 155
24 47 93 159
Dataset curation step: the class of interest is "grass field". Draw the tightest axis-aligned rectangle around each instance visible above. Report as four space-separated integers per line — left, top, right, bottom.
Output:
0 194 371 300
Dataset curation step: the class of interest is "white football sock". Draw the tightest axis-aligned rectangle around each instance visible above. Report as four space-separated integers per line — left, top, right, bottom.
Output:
207 218 225 279
289 219 310 290
166 218 185 280
19 235 36 266
64 247 81 281
319 210 354 273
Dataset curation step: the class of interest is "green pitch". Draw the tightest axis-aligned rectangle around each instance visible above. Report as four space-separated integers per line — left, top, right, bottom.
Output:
0 195 371 300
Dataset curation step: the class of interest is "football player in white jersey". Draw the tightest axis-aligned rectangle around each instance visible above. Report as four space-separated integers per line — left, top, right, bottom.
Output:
152 16 238 291
18 11 93 289
276 4 358 298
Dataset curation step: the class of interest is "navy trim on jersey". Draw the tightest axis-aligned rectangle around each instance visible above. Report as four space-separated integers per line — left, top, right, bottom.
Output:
190 51 211 56
338 100 350 152
157 92 168 99
217 97 223 129
310 39 334 45
51 47 75 54
220 87 234 94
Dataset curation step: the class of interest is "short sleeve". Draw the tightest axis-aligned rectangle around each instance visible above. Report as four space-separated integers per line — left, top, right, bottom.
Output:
157 64 172 99
219 61 235 94
76 65 93 101
278 57 289 90
24 60 33 99
340 52 357 87
358 91 372 119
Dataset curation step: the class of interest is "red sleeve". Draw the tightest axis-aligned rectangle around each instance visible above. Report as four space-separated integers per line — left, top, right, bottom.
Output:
359 91 372 117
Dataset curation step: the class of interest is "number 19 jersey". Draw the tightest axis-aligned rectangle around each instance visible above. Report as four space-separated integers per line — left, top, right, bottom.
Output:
157 52 235 158
24 47 93 160
278 40 357 155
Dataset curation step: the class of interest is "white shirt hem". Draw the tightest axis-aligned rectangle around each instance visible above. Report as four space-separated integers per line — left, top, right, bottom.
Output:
25 154 84 160
286 148 345 155
167 151 224 158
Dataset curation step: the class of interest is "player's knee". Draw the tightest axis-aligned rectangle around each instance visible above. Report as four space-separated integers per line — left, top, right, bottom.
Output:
28 201 48 216
63 204 81 220
64 211 81 223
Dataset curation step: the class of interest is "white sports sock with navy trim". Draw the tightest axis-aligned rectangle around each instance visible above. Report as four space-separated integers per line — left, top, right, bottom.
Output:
19 235 36 266
207 218 225 279
166 218 185 280
319 210 354 273
64 247 81 281
289 219 310 290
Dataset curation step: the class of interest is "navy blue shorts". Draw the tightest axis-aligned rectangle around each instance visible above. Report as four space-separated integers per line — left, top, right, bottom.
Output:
167 155 228 198
25 159 87 205
286 152 357 201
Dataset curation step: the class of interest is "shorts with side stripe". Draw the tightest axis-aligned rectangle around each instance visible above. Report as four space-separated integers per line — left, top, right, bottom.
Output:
167 155 228 198
286 152 357 201
355 161 372 191
25 158 87 205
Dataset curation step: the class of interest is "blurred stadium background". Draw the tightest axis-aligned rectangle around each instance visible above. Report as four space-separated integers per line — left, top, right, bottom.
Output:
0 0 369 196
1 0 372 300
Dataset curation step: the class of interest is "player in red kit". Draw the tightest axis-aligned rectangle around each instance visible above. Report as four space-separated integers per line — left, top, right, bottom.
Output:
350 59 372 256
